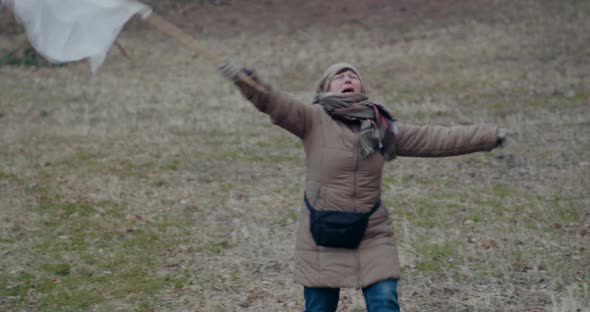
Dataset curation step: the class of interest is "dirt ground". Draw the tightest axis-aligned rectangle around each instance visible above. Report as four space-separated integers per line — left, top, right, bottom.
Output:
142 0 499 36
1 0 589 311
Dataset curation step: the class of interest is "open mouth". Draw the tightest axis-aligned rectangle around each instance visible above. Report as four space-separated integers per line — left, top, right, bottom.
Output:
342 87 355 93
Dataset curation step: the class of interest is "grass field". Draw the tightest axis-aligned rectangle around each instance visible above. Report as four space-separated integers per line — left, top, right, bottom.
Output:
1 0 589 311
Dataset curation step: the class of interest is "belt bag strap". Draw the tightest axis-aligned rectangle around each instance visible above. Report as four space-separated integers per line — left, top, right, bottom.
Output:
304 194 381 216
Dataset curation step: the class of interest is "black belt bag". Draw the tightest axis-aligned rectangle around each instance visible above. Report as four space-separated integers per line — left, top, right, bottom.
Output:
304 194 381 249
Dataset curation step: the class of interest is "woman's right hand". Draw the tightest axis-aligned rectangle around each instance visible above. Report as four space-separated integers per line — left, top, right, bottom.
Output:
217 60 244 82
217 60 271 98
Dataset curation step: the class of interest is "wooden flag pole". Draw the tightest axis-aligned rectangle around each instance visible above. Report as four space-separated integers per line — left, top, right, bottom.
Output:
145 12 267 93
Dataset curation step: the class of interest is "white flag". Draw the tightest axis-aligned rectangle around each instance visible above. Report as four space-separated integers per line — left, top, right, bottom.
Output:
2 0 152 73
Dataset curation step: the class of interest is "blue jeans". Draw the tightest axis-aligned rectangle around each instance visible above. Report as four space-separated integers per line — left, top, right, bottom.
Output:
304 279 399 312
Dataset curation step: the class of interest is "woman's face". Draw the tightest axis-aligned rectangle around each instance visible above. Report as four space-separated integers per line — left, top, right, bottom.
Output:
327 69 362 94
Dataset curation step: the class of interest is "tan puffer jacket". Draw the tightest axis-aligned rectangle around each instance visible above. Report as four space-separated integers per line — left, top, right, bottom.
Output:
234 76 499 289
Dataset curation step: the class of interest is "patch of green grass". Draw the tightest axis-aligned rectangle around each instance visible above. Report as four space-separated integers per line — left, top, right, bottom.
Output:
273 210 298 226
445 201 468 213
205 150 265 162
414 176 455 188
554 204 579 223
571 91 589 102
255 136 302 150
396 188 472 228
407 197 440 227
134 300 154 312
548 92 590 107
540 193 584 223
0 272 34 301
419 243 454 258
228 271 238 282
0 237 15 244
121 228 162 250
41 263 71 276
195 241 230 255
471 184 513 214
96 200 126 218
414 260 443 273
59 152 156 178
0 47 51 67
24 183 46 195
117 159 154 178
40 200 96 218
414 214 436 228
0 170 18 181
100 264 182 298
491 183 514 197
475 196 504 212
161 158 181 171
220 182 236 192
197 149 298 163
415 243 456 273
12 195 192 310
470 214 482 223
469 264 505 279
382 175 402 188
64 151 100 169
38 284 106 311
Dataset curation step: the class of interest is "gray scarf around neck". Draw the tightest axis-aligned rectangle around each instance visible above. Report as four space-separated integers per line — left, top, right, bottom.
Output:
314 92 397 161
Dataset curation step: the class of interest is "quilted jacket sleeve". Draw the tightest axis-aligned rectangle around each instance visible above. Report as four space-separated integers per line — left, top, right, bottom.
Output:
235 74 316 139
395 124 500 157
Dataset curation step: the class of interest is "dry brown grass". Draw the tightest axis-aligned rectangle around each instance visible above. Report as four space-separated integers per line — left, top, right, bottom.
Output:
1 0 589 311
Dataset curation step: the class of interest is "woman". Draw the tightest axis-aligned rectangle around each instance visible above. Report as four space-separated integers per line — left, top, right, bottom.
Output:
218 62 506 312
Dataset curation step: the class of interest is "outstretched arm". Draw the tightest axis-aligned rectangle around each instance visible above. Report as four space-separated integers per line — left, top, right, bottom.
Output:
218 61 315 139
395 124 503 157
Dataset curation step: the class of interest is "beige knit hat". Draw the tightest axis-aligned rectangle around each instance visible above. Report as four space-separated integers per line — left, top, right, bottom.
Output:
314 63 367 94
